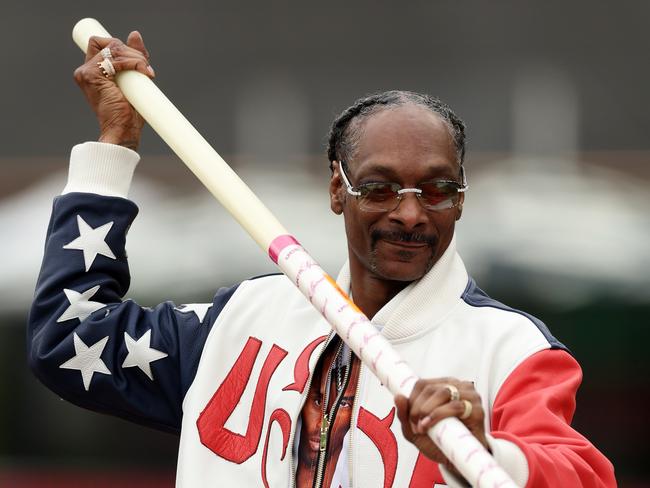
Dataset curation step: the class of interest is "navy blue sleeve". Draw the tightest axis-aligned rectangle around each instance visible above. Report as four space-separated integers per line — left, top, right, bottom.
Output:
28 192 238 434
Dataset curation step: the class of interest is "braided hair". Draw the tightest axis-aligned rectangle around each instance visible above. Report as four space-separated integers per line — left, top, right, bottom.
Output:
326 90 466 172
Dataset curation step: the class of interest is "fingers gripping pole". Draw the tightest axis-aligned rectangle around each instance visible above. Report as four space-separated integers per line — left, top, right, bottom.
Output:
72 19 519 487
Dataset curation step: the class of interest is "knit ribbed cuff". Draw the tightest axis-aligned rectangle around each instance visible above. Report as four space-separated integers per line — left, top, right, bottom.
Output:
62 142 140 198
485 434 529 487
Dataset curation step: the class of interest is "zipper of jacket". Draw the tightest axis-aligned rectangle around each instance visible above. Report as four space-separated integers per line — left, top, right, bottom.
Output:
289 332 334 488
347 361 365 488
312 339 352 488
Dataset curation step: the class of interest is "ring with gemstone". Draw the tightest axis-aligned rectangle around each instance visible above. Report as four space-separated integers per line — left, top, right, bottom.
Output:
443 384 460 402
97 58 116 78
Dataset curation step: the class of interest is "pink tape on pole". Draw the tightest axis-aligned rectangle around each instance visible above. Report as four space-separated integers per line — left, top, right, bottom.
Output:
268 234 301 263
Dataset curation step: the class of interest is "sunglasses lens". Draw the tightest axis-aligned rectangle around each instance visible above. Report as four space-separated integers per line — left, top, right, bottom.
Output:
419 182 459 210
359 183 400 211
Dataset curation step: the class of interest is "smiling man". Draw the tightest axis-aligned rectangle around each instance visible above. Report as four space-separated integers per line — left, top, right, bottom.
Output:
28 33 615 487
329 99 465 317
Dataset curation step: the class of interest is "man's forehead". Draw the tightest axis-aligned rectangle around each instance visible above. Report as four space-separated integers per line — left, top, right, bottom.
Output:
352 105 456 163
360 103 450 135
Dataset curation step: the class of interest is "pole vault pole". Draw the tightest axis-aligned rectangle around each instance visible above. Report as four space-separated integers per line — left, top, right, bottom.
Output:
72 18 518 487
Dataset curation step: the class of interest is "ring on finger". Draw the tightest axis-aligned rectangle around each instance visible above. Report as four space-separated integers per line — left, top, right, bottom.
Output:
443 384 460 402
100 47 113 59
459 399 473 420
97 58 116 78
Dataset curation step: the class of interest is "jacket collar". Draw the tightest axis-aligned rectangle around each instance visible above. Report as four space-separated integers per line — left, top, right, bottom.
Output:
336 234 468 341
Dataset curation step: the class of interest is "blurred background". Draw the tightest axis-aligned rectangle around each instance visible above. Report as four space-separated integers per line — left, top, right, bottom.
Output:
1 0 649 486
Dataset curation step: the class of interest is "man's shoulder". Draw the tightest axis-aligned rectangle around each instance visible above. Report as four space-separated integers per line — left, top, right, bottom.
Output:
241 272 295 290
459 277 567 352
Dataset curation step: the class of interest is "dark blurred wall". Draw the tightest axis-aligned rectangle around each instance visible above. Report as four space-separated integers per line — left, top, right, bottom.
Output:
2 1 650 159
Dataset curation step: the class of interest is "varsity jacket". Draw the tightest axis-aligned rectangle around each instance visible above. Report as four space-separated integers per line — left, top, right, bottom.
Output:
28 142 616 487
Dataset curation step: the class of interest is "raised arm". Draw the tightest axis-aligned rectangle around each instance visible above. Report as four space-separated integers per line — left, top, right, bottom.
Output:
28 33 237 433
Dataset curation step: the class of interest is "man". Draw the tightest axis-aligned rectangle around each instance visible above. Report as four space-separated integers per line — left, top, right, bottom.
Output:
28 32 615 487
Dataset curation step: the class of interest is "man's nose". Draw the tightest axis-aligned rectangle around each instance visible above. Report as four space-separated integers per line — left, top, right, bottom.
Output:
388 193 428 229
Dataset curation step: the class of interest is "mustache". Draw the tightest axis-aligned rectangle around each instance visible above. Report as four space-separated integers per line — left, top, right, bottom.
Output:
371 230 437 247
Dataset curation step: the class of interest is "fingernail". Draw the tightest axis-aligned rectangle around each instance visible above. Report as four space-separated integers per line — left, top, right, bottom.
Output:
147 65 155 77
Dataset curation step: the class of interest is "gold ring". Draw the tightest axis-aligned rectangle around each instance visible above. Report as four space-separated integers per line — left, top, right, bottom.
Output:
443 384 460 402
97 58 116 78
460 399 473 420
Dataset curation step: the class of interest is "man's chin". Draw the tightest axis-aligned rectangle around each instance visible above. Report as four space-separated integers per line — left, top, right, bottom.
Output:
370 255 435 282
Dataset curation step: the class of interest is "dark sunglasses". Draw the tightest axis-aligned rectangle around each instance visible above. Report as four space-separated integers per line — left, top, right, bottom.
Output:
338 161 468 212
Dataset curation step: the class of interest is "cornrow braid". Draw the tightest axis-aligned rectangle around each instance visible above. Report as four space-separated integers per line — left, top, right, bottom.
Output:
326 90 466 172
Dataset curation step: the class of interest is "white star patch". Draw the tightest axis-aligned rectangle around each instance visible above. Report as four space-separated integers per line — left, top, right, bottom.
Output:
63 215 116 272
60 333 111 391
122 330 168 381
176 303 212 323
57 285 106 323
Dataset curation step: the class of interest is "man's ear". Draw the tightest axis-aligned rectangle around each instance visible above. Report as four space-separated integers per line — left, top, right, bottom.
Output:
329 162 344 215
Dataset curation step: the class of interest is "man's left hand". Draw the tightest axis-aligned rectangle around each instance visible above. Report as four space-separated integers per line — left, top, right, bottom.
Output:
394 378 489 477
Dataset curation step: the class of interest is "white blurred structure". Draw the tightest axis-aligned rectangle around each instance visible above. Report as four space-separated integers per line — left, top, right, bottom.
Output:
458 158 650 304
459 65 650 304
1 153 649 319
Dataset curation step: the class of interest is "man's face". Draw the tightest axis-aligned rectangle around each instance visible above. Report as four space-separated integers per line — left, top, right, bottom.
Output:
330 104 463 284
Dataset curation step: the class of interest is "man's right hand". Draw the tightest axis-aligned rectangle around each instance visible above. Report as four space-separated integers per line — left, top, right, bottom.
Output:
73 31 155 151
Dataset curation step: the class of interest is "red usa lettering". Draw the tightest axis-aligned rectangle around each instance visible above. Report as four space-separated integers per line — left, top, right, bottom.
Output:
196 335 325 466
358 406 446 487
196 337 445 486
196 336 288 463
